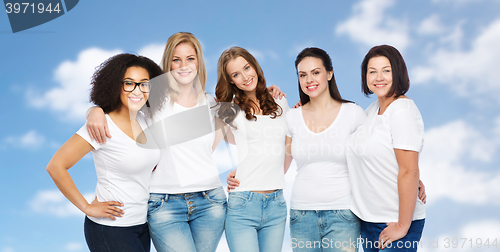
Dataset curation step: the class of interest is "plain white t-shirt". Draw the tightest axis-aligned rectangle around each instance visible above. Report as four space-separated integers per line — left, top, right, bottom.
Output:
287 103 367 210
148 94 222 194
77 114 160 227
345 98 426 223
231 97 289 192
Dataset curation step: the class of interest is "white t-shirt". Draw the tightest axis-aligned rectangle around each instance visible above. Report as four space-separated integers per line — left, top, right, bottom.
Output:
77 114 160 227
345 98 426 223
231 97 289 192
287 103 367 210
148 94 222 194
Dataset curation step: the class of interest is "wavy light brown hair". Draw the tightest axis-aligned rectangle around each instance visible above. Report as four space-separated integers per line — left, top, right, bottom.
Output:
215 47 282 126
161 32 207 103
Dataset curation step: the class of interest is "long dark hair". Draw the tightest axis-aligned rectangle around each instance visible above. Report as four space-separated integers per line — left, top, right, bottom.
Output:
295 47 351 105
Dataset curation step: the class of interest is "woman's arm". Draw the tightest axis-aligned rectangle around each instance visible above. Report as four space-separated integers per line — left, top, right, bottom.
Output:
284 136 293 174
46 134 124 220
378 149 420 249
86 106 110 144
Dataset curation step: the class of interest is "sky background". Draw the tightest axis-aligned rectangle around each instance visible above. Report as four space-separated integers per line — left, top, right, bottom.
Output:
1 0 500 251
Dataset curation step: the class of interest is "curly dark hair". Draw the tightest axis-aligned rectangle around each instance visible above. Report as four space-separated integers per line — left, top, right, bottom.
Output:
90 53 167 118
215 47 282 127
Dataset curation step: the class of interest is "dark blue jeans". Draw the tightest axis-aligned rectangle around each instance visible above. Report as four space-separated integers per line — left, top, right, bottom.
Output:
84 216 150 252
360 219 425 252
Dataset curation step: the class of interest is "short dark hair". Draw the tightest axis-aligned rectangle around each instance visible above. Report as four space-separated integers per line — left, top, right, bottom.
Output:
90 53 166 118
361 45 409 98
295 47 351 105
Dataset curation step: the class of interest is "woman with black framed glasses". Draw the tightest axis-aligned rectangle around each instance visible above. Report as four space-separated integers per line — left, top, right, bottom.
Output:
46 53 166 252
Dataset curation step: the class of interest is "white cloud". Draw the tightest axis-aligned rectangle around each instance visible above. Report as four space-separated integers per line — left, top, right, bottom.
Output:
420 120 500 206
460 220 500 241
288 41 316 57
28 47 122 123
418 14 445 35
1 248 14 252
3 130 56 150
336 0 409 51
420 220 500 251
137 43 165 66
65 242 83 251
27 44 169 123
412 19 500 100
30 190 94 217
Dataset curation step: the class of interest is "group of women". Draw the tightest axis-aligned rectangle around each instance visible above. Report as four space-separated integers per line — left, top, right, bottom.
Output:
46 31 426 252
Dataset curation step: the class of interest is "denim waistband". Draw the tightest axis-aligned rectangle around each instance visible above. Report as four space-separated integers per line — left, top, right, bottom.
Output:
150 187 220 200
229 189 283 202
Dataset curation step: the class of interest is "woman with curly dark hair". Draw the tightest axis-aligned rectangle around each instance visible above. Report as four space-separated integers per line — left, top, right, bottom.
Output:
46 53 165 252
215 46 289 252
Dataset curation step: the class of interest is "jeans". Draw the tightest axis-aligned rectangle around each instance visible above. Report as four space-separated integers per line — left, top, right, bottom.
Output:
84 216 150 252
147 187 227 252
360 219 425 252
225 189 287 252
289 209 360 252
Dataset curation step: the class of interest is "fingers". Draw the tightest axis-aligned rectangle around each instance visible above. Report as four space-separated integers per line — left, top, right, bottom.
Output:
292 102 302 108
86 122 111 144
227 178 240 187
87 126 95 141
228 170 236 177
105 124 112 139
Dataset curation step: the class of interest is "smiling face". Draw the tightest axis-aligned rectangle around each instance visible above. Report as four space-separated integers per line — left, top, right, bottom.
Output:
120 66 150 112
226 56 259 96
297 57 333 99
366 56 393 98
170 42 199 85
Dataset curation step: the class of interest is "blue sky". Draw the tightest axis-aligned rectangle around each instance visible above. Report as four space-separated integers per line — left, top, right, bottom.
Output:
2 0 500 251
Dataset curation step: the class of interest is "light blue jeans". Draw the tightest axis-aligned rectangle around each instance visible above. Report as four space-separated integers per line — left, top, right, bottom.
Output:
147 187 226 252
225 189 287 252
290 209 361 252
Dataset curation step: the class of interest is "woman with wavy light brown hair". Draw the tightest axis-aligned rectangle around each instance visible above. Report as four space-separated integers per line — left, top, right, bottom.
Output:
216 46 289 252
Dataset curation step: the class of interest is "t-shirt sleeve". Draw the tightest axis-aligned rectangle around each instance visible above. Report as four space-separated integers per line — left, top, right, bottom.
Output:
351 103 368 133
286 109 293 138
389 102 424 152
278 97 290 115
76 124 101 150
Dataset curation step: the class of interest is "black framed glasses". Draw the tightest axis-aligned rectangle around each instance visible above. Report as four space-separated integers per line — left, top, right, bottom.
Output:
122 80 151 93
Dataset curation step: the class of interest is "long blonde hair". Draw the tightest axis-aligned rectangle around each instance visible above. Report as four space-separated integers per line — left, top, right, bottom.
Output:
161 32 207 103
